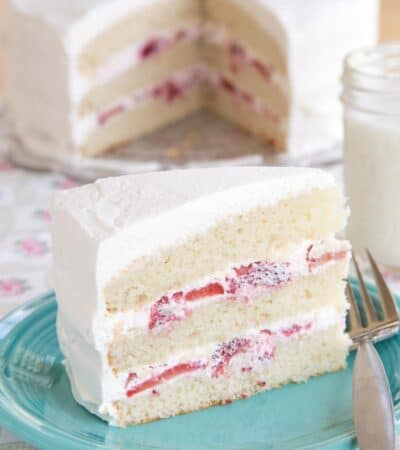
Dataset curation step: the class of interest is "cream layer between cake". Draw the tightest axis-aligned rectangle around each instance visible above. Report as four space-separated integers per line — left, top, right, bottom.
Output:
109 260 350 371
79 66 287 155
96 239 348 335
78 23 288 108
114 325 349 425
58 305 349 425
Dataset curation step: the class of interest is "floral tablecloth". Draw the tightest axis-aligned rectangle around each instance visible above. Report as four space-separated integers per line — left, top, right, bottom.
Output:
1 144 400 449
0 149 82 449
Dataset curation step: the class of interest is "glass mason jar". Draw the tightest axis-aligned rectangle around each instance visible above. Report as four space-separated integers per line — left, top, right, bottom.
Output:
342 42 400 268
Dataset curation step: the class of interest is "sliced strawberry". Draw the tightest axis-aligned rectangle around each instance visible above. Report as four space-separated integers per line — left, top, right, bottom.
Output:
233 261 292 290
234 263 253 277
185 282 224 301
220 77 236 93
306 245 349 270
163 81 182 102
229 42 245 56
260 329 273 336
240 91 253 104
281 324 302 337
125 372 137 388
126 361 205 397
307 249 349 271
139 39 162 59
252 60 271 81
211 337 252 377
175 29 187 41
98 104 125 126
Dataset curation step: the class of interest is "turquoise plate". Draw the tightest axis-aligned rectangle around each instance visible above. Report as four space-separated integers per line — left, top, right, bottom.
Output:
0 279 400 450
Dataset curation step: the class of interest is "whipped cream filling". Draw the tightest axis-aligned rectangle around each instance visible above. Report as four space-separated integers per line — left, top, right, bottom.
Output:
70 22 288 107
73 65 287 146
123 306 346 398
93 26 202 88
97 238 350 340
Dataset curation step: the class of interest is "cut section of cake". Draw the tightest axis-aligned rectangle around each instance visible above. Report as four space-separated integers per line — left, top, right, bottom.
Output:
52 167 351 426
5 0 379 158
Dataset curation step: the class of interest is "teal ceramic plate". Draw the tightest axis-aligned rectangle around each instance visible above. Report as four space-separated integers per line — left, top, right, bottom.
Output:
0 279 399 450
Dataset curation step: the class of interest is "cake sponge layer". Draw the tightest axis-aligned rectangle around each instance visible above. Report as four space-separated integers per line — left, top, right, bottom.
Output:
112 324 350 426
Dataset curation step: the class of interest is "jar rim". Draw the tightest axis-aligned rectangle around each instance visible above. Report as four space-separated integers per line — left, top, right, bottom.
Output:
342 42 400 115
344 41 400 82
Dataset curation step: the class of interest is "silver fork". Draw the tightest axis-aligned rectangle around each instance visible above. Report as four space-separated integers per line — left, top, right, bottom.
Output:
347 250 400 450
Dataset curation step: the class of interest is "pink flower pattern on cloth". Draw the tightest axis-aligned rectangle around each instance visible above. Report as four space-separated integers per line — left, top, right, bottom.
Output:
34 209 52 222
54 177 79 190
0 278 30 296
15 237 49 257
0 161 14 172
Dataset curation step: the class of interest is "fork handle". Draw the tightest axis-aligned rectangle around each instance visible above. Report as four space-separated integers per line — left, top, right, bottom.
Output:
353 340 397 450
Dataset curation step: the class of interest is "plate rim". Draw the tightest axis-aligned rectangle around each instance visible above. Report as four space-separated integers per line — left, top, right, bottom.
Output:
0 280 398 450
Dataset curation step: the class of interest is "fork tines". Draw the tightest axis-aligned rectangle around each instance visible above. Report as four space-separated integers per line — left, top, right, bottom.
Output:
347 250 400 344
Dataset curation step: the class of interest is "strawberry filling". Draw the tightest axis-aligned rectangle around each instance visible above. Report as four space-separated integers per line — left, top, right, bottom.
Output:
211 338 252 377
281 323 302 337
126 361 206 397
185 283 225 301
98 105 126 126
125 317 320 398
97 70 279 128
221 77 236 93
152 80 183 102
139 38 166 60
306 246 349 271
251 60 272 81
149 260 292 331
148 247 349 332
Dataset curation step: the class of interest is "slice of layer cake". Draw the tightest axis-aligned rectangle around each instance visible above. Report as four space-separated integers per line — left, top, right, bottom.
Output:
52 167 351 426
5 0 379 158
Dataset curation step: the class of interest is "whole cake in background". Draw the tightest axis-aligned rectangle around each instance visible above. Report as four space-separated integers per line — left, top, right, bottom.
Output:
52 167 351 426
5 0 379 159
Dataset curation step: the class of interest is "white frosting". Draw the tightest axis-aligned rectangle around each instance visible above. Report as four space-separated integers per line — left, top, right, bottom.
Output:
5 0 379 157
9 0 161 56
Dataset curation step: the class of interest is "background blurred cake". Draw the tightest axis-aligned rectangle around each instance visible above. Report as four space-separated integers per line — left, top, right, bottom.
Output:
5 0 379 159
